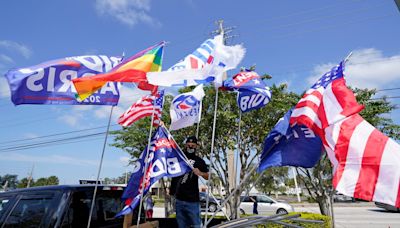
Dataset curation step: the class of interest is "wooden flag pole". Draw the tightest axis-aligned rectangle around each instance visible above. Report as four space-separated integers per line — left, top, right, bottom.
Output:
87 105 114 228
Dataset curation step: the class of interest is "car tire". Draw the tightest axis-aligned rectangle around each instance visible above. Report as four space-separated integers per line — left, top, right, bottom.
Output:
209 203 217 212
240 208 245 215
277 208 288 215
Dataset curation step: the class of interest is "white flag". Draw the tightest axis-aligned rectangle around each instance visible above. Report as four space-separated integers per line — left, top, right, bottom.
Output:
170 85 205 131
147 35 245 87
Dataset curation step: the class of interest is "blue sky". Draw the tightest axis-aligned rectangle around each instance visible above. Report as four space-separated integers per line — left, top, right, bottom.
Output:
0 0 399 184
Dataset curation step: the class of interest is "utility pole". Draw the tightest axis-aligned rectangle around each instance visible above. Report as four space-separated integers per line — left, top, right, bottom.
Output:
27 164 34 188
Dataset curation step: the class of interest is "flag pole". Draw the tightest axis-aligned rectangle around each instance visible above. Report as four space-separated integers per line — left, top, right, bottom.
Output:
204 136 281 227
204 20 224 226
196 100 202 138
136 102 157 227
87 105 114 228
204 86 219 225
234 92 242 218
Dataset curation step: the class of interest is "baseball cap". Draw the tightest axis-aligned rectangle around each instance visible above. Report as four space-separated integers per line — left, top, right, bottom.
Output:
185 136 198 144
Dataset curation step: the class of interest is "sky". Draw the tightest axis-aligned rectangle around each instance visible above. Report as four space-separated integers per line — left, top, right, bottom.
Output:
0 0 399 185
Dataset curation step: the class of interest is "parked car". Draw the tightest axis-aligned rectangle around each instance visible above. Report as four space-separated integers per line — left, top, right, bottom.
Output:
375 202 400 212
333 193 355 202
199 192 221 212
0 185 133 227
239 194 294 215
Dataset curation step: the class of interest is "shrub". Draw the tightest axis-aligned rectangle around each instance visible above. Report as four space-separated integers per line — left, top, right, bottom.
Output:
258 212 331 228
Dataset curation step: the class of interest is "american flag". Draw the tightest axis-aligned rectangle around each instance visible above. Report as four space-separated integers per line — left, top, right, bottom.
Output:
118 90 164 127
289 62 363 136
290 61 400 208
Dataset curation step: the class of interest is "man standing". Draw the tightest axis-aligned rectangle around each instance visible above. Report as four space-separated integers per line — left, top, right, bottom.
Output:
170 136 209 228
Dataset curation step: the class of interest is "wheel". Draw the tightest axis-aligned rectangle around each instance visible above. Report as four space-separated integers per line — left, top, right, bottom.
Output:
277 208 288 215
239 208 246 215
208 203 217 212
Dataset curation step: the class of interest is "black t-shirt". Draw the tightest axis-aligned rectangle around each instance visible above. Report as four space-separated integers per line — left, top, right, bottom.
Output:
170 153 208 202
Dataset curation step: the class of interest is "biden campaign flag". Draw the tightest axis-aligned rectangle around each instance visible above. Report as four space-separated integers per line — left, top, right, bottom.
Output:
117 126 191 216
258 109 323 173
4 55 121 105
223 70 271 112
170 84 205 131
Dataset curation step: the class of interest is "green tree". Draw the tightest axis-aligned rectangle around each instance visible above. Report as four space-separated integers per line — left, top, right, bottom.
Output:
255 167 289 195
111 81 300 219
32 176 59 187
17 177 31 188
0 174 19 190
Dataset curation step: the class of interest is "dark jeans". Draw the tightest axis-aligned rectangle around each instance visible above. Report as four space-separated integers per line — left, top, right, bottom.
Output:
176 199 201 228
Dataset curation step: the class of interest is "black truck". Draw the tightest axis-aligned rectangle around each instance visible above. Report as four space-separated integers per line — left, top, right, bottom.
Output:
0 185 134 227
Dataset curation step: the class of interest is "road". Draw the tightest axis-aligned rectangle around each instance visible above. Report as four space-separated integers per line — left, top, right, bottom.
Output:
154 203 400 227
295 203 400 228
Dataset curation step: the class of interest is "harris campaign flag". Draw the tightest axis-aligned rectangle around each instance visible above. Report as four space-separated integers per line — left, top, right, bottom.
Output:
4 55 121 105
170 84 205 131
258 109 322 172
118 90 164 127
117 126 192 216
290 61 400 207
223 70 272 112
73 42 165 101
147 35 245 87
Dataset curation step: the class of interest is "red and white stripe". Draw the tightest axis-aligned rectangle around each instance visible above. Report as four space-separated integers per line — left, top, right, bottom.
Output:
118 96 161 127
324 114 400 207
290 78 363 136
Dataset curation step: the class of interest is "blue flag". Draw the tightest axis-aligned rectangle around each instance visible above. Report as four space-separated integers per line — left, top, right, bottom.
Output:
4 55 121 105
258 109 323 173
117 126 191 217
223 70 271 112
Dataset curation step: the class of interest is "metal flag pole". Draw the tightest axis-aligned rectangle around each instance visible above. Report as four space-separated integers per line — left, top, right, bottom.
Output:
204 20 225 227
204 136 281 227
196 100 202 139
136 102 157 227
87 105 114 228
204 86 219 226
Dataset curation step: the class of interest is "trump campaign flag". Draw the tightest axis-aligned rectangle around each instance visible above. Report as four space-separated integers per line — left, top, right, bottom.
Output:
117 126 192 216
4 55 121 105
73 42 165 101
147 35 245 87
118 90 164 127
170 84 205 131
290 61 400 208
258 109 322 172
223 70 272 112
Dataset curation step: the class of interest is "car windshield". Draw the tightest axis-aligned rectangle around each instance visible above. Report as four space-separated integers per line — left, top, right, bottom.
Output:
257 195 274 203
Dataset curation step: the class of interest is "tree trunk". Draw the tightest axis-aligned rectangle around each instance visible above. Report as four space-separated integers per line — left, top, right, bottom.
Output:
317 193 332 217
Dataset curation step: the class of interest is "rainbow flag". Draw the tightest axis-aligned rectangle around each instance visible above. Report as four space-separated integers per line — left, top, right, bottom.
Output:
72 42 165 101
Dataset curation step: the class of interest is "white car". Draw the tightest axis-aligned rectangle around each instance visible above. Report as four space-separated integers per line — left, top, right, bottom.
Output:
239 194 294 215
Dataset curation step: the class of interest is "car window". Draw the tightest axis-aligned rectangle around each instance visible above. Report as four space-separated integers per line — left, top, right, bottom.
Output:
0 197 13 219
62 188 125 227
241 196 253 202
257 195 273 203
3 194 56 227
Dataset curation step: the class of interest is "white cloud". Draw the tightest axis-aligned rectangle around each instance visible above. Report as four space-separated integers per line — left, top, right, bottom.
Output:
0 77 10 98
23 133 40 139
95 0 160 27
0 40 32 59
0 54 14 64
307 48 400 89
58 113 83 127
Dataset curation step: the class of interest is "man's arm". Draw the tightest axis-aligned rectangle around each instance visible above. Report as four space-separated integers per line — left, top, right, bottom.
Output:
193 168 209 180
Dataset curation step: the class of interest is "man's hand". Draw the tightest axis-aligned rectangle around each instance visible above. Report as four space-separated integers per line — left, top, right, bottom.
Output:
193 168 209 180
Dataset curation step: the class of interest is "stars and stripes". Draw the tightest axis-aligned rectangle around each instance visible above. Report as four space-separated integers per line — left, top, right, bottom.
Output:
118 90 164 127
290 61 400 208
289 61 363 135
